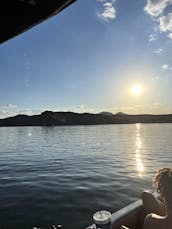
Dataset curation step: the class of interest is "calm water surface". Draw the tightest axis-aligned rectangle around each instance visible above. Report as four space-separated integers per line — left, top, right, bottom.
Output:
0 124 172 229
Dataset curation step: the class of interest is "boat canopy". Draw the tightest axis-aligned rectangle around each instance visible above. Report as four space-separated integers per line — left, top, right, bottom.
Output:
0 0 76 44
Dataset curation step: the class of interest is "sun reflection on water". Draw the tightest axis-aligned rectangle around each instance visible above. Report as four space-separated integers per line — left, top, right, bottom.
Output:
135 123 144 176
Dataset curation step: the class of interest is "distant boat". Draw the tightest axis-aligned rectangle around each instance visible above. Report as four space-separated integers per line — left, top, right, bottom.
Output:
86 200 145 229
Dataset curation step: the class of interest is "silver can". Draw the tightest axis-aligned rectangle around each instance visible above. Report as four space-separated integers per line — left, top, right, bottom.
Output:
93 210 111 229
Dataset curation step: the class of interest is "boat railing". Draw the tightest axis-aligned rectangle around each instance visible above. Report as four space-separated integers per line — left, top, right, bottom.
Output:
86 199 145 229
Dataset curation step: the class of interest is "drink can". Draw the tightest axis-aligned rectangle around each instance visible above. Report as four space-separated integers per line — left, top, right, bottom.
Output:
93 210 111 229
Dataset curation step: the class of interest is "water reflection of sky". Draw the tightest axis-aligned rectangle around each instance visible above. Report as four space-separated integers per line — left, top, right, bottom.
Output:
135 123 144 177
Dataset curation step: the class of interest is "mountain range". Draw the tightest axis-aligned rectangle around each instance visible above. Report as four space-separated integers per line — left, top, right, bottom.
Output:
0 111 172 126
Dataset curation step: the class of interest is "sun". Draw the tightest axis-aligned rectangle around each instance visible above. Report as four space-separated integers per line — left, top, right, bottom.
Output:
131 85 142 95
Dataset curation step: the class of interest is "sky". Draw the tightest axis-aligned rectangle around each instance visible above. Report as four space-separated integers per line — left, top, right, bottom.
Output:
1 0 172 118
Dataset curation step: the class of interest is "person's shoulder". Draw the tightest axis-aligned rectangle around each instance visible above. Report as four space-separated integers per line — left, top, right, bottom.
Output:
143 213 163 229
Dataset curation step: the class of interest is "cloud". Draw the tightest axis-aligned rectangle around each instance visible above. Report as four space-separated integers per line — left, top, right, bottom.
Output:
97 0 117 21
148 33 156 42
0 104 18 109
161 64 171 70
111 103 172 114
56 105 98 114
0 104 18 118
0 105 44 119
154 48 163 54
0 107 16 119
0 110 14 119
168 32 172 38
101 2 116 20
145 0 172 39
18 109 43 116
7 104 18 109
0 104 99 119
151 76 160 81
144 0 172 17
159 13 172 32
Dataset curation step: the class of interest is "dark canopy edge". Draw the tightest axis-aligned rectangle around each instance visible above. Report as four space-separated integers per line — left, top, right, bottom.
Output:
0 0 76 44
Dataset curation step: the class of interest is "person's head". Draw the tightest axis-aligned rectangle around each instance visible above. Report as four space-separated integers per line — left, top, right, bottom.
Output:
153 168 172 209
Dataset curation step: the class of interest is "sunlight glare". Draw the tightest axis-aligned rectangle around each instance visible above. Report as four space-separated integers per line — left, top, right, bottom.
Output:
131 85 142 95
135 124 144 176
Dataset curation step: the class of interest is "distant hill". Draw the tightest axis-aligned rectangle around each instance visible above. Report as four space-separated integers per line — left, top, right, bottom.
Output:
0 111 172 126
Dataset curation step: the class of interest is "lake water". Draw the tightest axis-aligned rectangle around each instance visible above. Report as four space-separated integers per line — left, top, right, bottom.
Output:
0 124 172 229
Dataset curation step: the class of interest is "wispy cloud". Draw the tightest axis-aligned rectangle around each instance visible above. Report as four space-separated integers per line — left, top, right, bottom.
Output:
0 104 18 109
18 109 43 116
154 48 163 54
151 76 160 81
145 0 172 39
55 105 98 114
148 33 156 42
0 105 100 119
0 104 18 118
111 103 170 114
0 110 12 119
97 0 117 21
0 104 44 119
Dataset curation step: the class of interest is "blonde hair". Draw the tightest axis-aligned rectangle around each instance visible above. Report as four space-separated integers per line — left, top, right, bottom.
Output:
153 168 172 207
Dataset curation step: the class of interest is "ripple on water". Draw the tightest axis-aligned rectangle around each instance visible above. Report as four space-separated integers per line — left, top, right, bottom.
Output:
0 124 172 229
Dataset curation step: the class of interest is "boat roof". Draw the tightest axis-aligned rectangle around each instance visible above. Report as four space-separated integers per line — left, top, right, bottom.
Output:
0 0 76 44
